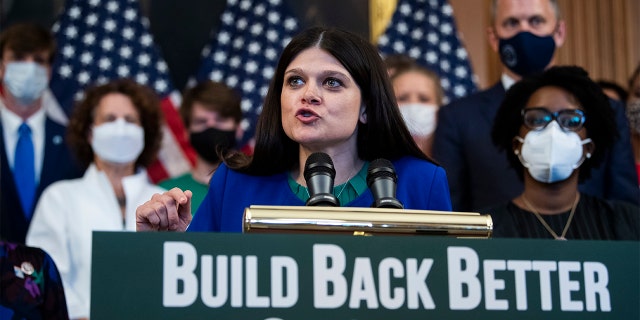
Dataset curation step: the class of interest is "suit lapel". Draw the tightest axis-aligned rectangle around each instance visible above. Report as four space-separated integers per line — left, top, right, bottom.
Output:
479 82 507 125
38 118 68 197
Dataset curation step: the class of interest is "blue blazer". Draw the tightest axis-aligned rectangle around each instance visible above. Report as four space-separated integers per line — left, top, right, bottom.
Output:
0 117 84 243
433 82 639 212
188 156 452 233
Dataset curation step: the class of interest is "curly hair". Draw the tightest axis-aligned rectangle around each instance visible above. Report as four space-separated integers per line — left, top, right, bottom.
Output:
67 79 163 168
491 66 617 182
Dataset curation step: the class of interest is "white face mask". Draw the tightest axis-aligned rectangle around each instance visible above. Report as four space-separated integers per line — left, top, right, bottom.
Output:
91 118 144 164
398 103 438 137
2 61 49 106
515 121 592 183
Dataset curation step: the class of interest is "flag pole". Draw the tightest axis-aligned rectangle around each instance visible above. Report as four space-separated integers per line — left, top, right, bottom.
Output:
369 0 398 43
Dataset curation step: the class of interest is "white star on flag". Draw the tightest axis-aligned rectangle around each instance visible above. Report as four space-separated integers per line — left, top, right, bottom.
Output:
377 0 477 103
192 0 300 148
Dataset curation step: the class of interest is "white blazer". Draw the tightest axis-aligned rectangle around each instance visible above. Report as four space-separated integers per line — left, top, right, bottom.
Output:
26 164 166 319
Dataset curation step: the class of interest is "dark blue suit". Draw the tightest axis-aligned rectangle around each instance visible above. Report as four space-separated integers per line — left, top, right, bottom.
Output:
433 82 639 212
0 117 84 243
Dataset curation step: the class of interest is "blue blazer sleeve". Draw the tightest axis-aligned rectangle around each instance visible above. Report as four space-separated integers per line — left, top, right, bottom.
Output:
393 157 453 212
427 166 453 211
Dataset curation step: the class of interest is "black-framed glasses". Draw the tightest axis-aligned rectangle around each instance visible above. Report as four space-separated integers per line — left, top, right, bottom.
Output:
521 107 586 132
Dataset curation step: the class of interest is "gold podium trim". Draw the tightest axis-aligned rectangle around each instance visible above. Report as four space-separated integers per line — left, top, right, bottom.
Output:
243 206 492 238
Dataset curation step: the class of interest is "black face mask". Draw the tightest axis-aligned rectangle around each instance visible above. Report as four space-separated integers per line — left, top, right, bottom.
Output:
189 127 236 163
498 31 556 77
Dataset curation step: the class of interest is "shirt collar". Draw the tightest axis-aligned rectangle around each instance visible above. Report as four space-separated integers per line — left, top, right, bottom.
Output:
0 100 46 137
501 73 517 91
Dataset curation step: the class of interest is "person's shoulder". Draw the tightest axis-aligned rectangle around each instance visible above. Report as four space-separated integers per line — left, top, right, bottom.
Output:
393 156 443 172
42 174 84 191
581 193 639 216
213 162 287 184
480 200 512 218
1 241 45 257
393 155 432 165
594 194 640 211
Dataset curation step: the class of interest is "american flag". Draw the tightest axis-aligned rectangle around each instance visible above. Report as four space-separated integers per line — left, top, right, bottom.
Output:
49 0 196 182
377 0 477 103
193 0 299 146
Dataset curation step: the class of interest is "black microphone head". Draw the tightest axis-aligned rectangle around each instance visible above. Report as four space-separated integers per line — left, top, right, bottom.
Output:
304 152 336 181
367 158 403 209
367 158 397 187
304 152 339 206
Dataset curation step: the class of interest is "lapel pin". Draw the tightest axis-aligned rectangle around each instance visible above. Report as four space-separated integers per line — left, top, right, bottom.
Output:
21 261 35 275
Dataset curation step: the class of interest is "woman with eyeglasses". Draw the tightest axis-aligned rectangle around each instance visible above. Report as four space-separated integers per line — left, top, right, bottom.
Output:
484 66 639 240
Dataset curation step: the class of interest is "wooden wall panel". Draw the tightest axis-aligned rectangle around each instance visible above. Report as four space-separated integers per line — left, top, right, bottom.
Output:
454 0 639 89
556 0 639 88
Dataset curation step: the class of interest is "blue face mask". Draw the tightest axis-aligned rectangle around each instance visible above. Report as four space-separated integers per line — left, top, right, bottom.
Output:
498 31 556 77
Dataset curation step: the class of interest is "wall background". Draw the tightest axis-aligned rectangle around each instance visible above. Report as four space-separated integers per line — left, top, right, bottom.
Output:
1 0 638 93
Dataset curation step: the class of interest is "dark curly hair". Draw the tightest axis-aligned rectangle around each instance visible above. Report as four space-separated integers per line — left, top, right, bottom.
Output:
67 78 163 168
491 66 617 182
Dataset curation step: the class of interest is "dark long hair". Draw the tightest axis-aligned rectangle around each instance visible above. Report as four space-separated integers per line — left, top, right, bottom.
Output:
492 66 617 182
227 27 427 175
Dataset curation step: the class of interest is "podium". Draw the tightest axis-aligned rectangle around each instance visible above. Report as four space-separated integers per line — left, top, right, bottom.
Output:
91 231 639 319
243 205 493 237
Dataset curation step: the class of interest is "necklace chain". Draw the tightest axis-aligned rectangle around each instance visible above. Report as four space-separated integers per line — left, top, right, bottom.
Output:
521 193 579 240
304 166 358 200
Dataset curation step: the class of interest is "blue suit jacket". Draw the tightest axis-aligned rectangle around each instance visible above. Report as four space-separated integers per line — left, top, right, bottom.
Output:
188 156 452 233
433 82 639 211
0 117 84 243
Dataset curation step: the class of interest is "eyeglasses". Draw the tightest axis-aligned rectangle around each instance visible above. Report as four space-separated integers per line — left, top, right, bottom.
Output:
521 107 586 132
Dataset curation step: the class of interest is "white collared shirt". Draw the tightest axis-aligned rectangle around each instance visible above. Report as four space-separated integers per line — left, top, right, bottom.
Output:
0 100 46 183
501 73 517 91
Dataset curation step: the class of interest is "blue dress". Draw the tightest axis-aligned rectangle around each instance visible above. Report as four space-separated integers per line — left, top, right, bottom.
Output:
188 156 452 232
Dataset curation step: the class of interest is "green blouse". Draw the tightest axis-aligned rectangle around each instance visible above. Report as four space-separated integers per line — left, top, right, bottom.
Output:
288 161 369 206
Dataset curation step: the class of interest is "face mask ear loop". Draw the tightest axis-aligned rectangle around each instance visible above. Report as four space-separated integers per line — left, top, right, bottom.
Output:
571 138 593 169
513 136 531 168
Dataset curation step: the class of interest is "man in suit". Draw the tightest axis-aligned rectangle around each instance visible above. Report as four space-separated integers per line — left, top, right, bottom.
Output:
433 0 639 212
0 23 83 243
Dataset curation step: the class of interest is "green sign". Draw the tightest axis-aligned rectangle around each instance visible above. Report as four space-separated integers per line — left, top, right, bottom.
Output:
91 232 639 319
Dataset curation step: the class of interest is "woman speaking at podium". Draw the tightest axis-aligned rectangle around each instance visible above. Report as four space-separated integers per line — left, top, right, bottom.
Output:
136 27 452 233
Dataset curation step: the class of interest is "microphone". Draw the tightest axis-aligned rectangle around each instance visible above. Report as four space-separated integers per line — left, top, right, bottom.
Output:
367 158 404 209
304 152 340 207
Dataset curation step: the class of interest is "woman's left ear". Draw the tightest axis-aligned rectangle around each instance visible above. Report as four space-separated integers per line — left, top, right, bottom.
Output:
359 105 367 123
584 140 595 159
